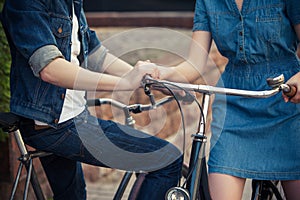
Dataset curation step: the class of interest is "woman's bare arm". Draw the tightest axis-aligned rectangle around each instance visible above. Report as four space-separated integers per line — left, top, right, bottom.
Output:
159 31 219 83
283 24 300 103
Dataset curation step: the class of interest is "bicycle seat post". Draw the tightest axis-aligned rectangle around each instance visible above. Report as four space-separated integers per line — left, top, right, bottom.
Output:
13 129 29 157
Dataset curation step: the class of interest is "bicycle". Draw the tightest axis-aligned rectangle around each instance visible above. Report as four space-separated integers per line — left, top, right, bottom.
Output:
0 94 176 200
141 73 296 200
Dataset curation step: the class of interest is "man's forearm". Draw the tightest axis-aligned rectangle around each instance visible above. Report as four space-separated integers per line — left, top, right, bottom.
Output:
40 58 129 91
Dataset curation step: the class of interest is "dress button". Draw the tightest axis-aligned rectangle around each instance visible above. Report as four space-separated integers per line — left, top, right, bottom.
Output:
54 119 59 124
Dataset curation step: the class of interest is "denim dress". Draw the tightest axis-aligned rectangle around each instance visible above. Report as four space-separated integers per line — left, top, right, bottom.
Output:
193 0 300 180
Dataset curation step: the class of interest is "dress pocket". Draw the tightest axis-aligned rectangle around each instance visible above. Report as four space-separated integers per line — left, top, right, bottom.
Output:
256 15 281 42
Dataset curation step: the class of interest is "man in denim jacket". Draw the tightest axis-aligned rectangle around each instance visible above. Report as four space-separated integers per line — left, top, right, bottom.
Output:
1 0 182 199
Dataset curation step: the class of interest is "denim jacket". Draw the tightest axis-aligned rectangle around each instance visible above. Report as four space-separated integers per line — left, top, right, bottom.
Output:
1 0 107 127
193 0 300 66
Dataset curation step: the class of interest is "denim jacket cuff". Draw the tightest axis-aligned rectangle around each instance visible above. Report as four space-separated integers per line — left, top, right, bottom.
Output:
29 45 65 77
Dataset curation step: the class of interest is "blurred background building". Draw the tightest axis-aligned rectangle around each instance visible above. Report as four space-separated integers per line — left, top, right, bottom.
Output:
84 0 195 12
83 0 195 28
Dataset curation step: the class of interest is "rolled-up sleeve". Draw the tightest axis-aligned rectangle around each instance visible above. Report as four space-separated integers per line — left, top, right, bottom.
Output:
286 0 300 25
29 45 64 77
193 0 210 32
84 26 107 72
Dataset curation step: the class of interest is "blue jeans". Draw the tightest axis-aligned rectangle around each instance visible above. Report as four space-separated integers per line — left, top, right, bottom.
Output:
20 109 183 200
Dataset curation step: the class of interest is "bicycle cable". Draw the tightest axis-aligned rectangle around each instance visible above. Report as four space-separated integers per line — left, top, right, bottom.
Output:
143 78 206 187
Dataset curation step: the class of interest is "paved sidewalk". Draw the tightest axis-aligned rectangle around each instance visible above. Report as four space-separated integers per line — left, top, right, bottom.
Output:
86 174 135 200
85 172 252 199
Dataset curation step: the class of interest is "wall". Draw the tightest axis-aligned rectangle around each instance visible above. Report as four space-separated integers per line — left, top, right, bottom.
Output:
83 0 195 12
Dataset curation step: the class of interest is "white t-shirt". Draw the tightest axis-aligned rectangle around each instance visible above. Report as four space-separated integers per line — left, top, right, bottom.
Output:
58 5 86 123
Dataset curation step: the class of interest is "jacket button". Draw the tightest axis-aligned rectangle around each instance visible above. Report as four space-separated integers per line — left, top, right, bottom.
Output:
61 93 65 99
58 27 63 34
54 119 59 124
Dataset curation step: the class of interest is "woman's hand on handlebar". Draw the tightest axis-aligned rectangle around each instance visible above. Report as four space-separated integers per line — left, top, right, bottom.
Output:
283 72 300 103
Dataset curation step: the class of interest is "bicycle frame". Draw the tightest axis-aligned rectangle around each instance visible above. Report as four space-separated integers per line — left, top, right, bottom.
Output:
2 73 289 200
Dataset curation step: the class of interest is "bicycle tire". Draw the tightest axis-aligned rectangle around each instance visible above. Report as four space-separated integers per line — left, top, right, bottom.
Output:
128 165 207 200
128 164 211 200
127 173 147 200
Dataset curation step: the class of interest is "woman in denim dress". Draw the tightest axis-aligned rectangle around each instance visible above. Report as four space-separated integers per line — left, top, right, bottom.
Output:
160 0 300 199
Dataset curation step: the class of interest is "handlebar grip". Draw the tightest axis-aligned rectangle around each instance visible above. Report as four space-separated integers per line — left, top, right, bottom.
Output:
283 85 297 98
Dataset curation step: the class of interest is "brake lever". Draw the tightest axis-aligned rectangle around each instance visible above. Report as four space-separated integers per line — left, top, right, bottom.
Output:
142 75 157 109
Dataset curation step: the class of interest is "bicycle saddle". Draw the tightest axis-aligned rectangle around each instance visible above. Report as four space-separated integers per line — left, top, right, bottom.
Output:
0 112 20 132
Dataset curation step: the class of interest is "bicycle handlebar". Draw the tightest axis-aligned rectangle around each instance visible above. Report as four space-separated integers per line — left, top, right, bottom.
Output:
86 73 296 114
87 96 174 114
142 74 296 98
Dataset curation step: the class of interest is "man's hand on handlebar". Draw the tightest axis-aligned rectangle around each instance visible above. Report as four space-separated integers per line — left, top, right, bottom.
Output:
119 60 160 91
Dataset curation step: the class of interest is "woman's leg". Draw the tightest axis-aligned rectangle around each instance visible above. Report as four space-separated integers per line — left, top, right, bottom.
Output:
281 180 300 200
209 173 245 200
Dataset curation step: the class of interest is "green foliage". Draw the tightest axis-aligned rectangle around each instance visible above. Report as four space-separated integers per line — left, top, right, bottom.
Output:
0 0 11 141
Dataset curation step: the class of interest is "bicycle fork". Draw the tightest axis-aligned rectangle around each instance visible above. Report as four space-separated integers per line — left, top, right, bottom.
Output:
186 133 209 200
166 94 212 200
